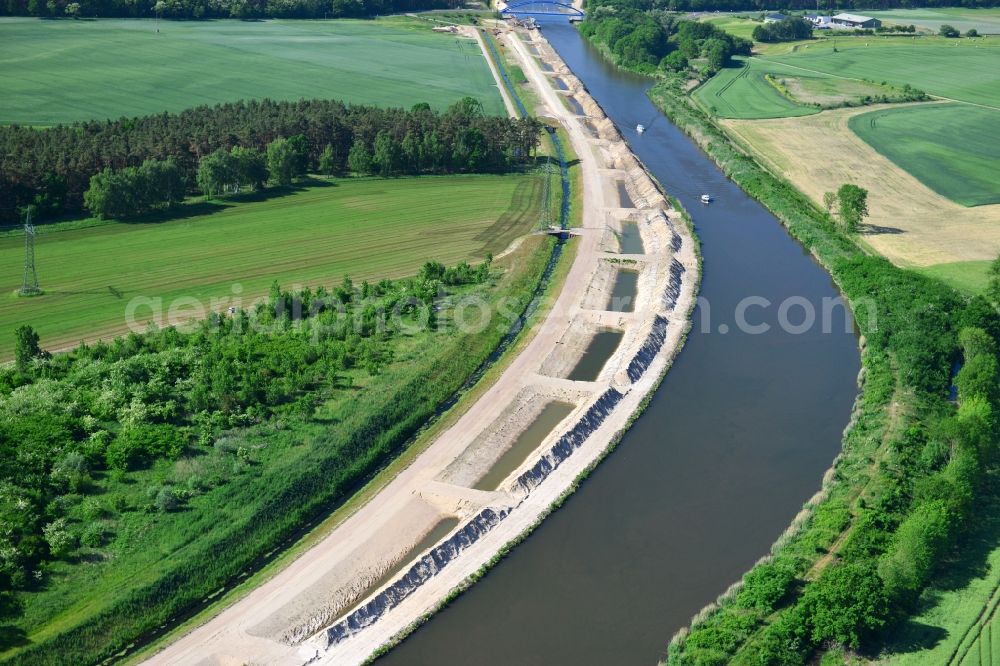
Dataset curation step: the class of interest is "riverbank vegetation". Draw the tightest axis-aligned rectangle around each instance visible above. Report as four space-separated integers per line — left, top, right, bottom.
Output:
645 52 1000 666
1 96 541 223
0 229 555 663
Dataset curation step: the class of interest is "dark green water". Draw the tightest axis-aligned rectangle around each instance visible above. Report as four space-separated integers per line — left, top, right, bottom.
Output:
619 221 644 254
474 402 576 491
617 180 634 207
567 329 624 382
607 269 638 312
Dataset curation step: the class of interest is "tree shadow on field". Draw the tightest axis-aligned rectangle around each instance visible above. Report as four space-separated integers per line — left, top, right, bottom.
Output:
0 592 27 652
859 223 905 235
0 625 28 652
875 472 1000 657
119 178 337 226
119 200 230 226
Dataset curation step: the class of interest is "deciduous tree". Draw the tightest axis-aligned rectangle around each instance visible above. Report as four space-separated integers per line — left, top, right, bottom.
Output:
837 183 869 232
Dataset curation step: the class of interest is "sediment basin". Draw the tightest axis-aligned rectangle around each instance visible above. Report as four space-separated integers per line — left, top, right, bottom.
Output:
474 401 576 491
378 18 860 666
567 328 624 382
618 221 644 254
617 181 634 208
607 269 638 312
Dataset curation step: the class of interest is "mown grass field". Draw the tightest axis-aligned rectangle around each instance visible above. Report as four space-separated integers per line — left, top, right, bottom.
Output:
917 261 993 296
697 14 758 40
765 38 1000 108
0 16 504 125
0 174 541 359
849 104 1000 207
693 57 821 119
867 7 1000 34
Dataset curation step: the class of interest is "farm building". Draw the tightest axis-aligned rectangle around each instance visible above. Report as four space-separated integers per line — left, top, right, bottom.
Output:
763 12 786 23
831 13 881 29
805 13 832 28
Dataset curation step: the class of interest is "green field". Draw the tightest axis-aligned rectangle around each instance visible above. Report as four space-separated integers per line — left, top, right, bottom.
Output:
766 39 1000 108
0 16 504 125
693 57 822 119
849 104 1000 207
879 484 1000 666
918 261 992 296
867 8 1000 34
698 14 758 40
0 174 540 359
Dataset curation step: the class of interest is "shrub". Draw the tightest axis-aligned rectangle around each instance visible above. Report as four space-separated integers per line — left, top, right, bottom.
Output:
736 558 798 612
155 488 180 513
802 561 888 648
80 524 105 548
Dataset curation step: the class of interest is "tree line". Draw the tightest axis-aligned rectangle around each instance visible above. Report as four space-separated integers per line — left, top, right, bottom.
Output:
752 16 813 43
1 0 459 19
1 97 542 224
578 5 751 75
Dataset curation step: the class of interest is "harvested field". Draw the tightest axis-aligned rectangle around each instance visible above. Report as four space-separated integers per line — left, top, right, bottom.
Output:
722 105 1000 266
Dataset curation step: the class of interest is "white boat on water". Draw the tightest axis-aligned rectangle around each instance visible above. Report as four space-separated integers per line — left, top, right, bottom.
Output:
636 124 645 133
701 194 712 204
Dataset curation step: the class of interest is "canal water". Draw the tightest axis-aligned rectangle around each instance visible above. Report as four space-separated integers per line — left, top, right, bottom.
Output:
379 19 860 666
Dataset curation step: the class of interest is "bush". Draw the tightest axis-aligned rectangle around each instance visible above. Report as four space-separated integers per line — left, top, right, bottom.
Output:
155 488 180 513
42 518 76 559
802 562 888 648
737 558 798 612
106 424 187 471
939 24 961 38
80 524 105 548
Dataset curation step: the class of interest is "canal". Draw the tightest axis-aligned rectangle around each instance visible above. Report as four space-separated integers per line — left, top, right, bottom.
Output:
379 19 860 665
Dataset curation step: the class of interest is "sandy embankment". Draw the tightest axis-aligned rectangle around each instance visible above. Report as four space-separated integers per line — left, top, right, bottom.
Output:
144 24 700 666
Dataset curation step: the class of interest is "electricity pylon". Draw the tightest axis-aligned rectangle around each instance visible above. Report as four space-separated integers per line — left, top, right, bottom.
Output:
19 208 41 296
